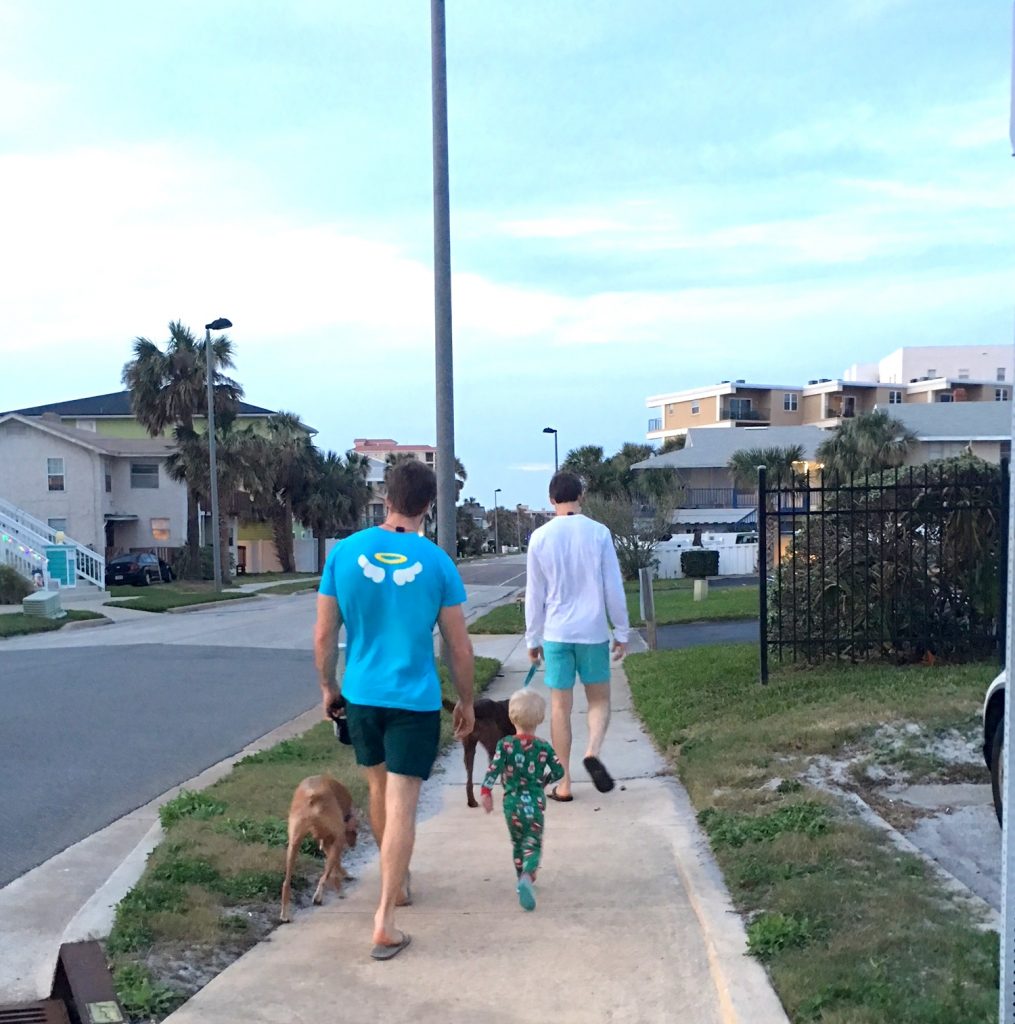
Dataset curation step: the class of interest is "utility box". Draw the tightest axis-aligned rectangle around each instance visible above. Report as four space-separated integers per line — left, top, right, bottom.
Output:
23 590 65 619
46 545 77 588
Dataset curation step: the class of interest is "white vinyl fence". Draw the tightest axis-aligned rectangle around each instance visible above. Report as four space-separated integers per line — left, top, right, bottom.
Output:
654 533 759 580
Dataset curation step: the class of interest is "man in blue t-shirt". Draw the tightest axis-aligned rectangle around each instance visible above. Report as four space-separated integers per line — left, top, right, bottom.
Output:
314 459 475 961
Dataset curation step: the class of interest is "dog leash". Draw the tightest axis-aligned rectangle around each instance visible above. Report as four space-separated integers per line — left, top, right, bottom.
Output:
523 663 538 688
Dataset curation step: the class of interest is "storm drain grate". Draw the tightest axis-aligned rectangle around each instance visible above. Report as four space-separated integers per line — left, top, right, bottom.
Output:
0 1001 71 1024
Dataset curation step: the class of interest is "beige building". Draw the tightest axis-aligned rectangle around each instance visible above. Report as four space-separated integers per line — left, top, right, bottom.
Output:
647 345 1013 443
352 439 438 528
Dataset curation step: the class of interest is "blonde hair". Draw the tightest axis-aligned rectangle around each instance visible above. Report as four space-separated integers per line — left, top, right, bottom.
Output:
508 688 546 732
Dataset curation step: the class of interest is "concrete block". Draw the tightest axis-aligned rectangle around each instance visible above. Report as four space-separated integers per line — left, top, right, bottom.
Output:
693 578 709 602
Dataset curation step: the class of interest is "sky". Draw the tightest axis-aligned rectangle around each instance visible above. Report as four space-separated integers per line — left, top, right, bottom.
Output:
0 1 1013 509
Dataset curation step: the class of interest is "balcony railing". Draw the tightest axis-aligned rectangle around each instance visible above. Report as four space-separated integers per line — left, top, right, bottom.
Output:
647 418 662 432
678 488 759 509
720 407 767 422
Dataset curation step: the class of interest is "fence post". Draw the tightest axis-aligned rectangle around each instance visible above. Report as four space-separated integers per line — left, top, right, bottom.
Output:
639 567 657 651
1001 458 1010 667
758 465 769 685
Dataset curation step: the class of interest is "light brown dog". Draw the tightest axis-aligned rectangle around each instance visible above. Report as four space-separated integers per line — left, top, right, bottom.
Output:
280 774 358 923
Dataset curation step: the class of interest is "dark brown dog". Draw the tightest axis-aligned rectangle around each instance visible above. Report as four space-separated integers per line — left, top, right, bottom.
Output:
280 774 358 923
443 697 516 807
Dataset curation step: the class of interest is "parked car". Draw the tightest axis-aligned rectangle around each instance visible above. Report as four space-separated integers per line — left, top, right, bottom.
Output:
105 553 174 587
983 671 1006 826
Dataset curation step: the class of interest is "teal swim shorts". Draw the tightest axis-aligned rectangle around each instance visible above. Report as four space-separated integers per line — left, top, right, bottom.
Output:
542 641 611 689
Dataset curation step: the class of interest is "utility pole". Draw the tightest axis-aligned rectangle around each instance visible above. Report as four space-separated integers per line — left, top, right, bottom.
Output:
430 0 456 560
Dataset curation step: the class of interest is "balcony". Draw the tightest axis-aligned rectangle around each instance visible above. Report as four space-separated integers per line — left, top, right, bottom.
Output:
719 406 768 422
678 488 759 509
647 418 662 432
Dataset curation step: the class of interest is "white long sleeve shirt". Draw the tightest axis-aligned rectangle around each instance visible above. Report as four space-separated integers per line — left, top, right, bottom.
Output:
524 513 631 648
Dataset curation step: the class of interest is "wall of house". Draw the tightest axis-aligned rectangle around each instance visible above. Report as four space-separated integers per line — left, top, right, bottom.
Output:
0 422 106 548
105 456 187 550
768 392 804 426
664 399 714 431
800 394 825 423
881 346 1013 385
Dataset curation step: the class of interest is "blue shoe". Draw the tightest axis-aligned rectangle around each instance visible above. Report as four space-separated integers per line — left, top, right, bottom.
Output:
517 876 536 911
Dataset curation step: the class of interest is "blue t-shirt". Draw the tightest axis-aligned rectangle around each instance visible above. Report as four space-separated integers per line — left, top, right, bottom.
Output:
319 528 467 712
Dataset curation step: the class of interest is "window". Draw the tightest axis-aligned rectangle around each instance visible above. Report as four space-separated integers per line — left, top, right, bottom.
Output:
76 419 96 432
937 392 953 403
48 518 67 533
151 517 171 542
958 369 969 381
728 398 752 418
105 471 112 493
888 390 903 405
783 393 798 412
130 462 159 489
425 452 435 464
998 368 1007 382
47 457 65 491
691 402 700 415
996 388 1010 402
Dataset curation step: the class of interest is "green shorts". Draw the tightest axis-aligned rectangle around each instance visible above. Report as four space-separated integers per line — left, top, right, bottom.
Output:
543 641 611 689
345 703 442 780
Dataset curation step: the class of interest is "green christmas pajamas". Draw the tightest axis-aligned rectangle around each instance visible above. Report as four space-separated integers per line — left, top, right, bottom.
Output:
481 735 564 876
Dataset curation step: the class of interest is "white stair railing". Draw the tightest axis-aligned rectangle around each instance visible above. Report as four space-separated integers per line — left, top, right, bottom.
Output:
0 499 105 589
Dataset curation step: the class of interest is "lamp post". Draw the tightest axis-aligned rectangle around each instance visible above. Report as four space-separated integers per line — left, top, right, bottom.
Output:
516 503 523 551
204 318 232 592
493 488 501 554
543 426 558 472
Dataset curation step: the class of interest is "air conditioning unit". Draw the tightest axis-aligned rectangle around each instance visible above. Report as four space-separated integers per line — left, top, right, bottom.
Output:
807 380 818 386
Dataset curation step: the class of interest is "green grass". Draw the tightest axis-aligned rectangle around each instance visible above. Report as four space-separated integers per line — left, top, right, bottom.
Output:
469 602 525 634
106 582 256 613
236 571 319 582
467 583 759 634
625 645 999 1023
0 608 105 637
108 653 501 1017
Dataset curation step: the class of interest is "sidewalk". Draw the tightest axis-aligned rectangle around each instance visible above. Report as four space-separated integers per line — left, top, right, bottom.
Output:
164 635 787 1024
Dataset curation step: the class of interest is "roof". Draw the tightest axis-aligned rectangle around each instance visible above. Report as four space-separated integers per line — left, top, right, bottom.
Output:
672 508 758 526
635 426 828 470
0 414 176 456
646 381 802 407
353 439 437 453
888 401 1013 440
3 390 278 418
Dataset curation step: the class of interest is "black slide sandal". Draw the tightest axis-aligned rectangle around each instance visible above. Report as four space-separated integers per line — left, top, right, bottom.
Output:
583 756 615 793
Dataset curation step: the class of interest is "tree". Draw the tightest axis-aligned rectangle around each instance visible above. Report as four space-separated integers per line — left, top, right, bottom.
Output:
299 451 372 572
660 435 686 454
122 320 243 572
728 445 806 570
562 445 619 498
583 494 673 580
816 410 918 482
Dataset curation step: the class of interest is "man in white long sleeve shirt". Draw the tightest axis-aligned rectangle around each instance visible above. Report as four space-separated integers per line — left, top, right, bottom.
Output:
525 471 630 800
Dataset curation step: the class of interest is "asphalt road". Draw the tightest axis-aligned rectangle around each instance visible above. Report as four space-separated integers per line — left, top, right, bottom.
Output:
653 619 759 650
0 643 317 887
457 555 527 588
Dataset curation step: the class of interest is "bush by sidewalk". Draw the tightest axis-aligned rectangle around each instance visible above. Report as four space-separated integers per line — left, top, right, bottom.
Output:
107 655 501 1021
626 645 998 1023
0 565 32 604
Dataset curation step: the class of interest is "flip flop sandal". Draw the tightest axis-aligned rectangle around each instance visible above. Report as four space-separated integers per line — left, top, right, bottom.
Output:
516 877 536 912
371 932 412 961
547 786 573 803
583 756 615 793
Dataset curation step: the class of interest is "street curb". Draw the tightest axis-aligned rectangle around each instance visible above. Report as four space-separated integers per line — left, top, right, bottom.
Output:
61 617 112 632
164 595 267 614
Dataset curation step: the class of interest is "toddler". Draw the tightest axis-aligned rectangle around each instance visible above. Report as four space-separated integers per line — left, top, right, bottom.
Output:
480 688 564 910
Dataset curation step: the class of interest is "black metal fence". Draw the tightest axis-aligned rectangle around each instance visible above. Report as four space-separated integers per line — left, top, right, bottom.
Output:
758 460 1008 683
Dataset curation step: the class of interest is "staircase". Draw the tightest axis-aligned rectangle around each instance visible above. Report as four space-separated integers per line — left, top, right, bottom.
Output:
0 498 106 590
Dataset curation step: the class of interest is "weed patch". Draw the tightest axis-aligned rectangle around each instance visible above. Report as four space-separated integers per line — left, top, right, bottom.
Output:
698 802 830 848
159 790 227 828
747 912 818 961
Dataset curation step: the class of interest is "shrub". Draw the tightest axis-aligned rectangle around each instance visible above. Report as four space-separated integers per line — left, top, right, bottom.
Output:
680 549 719 579
0 565 32 604
159 789 227 829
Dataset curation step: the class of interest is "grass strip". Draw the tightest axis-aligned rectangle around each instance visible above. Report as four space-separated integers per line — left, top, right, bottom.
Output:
0 608 105 637
468 583 759 634
625 644 998 1023
257 578 321 596
107 654 501 1019
105 587 255 612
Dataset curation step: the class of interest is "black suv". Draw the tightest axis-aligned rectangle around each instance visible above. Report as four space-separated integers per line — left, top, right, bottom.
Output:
105 553 174 587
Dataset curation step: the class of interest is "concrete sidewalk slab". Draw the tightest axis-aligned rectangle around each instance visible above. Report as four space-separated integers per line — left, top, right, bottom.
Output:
164 636 788 1024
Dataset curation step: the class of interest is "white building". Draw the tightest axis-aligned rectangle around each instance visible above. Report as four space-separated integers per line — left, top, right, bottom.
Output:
0 413 186 555
845 345 1014 386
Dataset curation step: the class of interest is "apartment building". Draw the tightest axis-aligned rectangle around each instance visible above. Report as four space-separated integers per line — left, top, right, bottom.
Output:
352 438 438 527
646 345 1013 442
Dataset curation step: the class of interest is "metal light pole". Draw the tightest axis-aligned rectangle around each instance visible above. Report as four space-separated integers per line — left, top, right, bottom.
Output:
516 503 523 551
493 488 501 555
431 0 457 560
543 426 558 472
204 318 232 592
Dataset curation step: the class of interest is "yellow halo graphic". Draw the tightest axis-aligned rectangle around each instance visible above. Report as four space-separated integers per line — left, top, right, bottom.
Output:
374 552 409 565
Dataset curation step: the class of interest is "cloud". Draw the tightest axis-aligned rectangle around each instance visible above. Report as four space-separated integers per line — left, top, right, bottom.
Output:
511 463 554 472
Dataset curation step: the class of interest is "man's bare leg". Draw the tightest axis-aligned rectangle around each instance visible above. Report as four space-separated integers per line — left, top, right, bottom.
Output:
550 688 575 797
372 772 422 946
584 682 611 761
364 764 410 906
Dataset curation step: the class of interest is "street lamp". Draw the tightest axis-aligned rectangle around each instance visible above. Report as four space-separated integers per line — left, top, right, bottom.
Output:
543 427 558 472
516 503 523 551
493 488 501 554
204 318 232 592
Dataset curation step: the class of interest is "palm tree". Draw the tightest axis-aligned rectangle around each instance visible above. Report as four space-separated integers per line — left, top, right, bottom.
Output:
298 451 372 571
816 410 918 482
165 423 258 580
728 445 806 570
562 445 619 498
122 320 243 570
